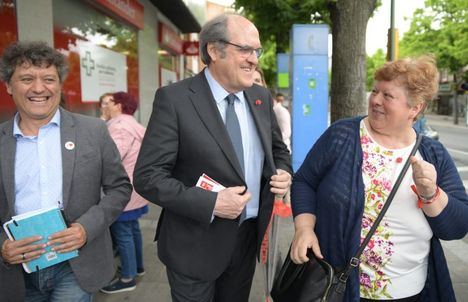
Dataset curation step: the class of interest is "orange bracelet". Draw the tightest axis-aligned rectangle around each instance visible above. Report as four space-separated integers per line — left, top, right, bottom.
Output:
410 185 440 208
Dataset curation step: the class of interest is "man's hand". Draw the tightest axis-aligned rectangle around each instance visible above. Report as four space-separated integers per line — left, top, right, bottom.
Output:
214 186 251 219
1 236 45 265
270 169 291 196
47 223 87 253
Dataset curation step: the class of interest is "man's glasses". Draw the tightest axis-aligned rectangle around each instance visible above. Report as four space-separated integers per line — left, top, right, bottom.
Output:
100 98 114 108
220 40 263 59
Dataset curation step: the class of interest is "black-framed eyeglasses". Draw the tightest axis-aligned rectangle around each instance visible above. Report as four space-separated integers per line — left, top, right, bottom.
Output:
220 40 263 59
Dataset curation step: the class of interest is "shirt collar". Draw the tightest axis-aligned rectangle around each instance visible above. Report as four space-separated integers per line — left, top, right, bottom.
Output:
13 109 61 137
204 68 244 105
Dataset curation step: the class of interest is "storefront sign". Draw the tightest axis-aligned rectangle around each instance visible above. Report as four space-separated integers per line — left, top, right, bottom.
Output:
95 0 144 29
159 22 183 55
78 41 128 102
183 41 199 56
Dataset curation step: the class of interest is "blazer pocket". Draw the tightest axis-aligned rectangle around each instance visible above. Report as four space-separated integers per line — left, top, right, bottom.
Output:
74 151 102 180
75 150 99 165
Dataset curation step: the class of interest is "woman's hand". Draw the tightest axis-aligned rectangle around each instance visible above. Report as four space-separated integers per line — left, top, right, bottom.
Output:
290 213 323 264
410 156 448 216
410 156 437 198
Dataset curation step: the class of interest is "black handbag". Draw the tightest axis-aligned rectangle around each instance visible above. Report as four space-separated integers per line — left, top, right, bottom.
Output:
270 248 345 302
271 135 422 302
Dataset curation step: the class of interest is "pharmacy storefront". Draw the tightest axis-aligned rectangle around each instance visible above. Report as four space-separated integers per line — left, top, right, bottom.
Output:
0 0 200 124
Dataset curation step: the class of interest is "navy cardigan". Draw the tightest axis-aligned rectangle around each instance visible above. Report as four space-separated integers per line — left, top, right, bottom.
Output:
292 116 468 301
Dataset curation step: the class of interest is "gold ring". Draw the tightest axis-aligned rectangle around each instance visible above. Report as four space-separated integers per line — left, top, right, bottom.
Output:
22 253 26 260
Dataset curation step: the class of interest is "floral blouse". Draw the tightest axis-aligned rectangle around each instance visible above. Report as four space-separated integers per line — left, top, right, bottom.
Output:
359 121 432 299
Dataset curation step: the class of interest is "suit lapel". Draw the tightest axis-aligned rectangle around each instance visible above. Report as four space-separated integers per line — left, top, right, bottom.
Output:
244 89 276 175
0 120 17 215
188 72 245 181
59 109 76 209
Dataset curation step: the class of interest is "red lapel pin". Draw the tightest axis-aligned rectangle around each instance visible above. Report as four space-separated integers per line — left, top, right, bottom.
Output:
255 99 262 106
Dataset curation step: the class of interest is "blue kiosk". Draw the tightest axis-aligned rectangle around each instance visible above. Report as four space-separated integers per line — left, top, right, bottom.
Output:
290 24 329 171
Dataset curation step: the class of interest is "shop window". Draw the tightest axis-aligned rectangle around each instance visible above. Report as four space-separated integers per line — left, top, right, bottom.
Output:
0 0 18 122
158 48 180 86
53 0 139 117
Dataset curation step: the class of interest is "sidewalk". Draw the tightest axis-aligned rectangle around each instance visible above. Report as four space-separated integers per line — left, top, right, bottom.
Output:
425 113 468 299
94 204 294 302
95 201 467 301
425 113 468 128
95 116 468 301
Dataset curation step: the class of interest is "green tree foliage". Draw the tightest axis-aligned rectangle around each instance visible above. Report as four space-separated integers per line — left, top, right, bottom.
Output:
234 0 329 86
366 49 386 90
400 0 467 74
235 0 378 121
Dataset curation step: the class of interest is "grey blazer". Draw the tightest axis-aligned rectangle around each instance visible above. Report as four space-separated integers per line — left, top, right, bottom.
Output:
134 71 291 281
0 108 132 301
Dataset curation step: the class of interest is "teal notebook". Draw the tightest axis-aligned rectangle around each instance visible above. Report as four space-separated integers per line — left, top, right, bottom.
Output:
2 206 78 273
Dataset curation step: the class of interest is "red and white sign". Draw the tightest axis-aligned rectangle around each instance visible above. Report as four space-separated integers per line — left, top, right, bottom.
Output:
159 22 183 55
183 41 199 56
95 0 144 29
77 40 128 102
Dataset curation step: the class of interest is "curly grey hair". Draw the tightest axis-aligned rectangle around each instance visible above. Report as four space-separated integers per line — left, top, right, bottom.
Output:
0 41 68 83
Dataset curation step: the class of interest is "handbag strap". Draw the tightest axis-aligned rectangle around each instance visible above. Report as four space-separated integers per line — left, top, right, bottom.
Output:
338 134 422 283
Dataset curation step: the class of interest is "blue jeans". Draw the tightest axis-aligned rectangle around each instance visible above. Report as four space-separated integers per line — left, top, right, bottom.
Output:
24 261 93 302
110 220 144 279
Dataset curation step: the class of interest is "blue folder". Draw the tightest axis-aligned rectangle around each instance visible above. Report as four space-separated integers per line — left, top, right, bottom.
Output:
2 206 78 273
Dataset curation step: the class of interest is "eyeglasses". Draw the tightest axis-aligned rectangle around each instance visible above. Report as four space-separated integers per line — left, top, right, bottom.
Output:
220 40 263 59
100 98 114 108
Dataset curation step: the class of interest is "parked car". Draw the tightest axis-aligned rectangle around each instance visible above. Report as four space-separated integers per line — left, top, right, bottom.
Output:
421 123 439 140
414 116 439 140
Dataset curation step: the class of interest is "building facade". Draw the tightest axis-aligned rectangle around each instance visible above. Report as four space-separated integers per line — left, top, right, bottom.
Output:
0 0 201 125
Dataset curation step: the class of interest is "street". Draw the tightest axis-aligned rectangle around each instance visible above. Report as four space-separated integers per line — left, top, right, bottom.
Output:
425 114 468 300
427 114 468 191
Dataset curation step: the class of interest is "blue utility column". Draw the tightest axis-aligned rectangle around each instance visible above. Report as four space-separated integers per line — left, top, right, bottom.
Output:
276 53 289 89
291 24 329 171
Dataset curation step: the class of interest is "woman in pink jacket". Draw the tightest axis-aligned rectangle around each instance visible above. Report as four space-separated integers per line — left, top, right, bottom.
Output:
99 92 148 294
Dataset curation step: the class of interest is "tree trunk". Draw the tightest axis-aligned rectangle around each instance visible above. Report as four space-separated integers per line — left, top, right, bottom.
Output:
329 0 377 123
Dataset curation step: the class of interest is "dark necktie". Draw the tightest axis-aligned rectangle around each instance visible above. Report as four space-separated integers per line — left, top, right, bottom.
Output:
225 94 244 174
225 94 246 223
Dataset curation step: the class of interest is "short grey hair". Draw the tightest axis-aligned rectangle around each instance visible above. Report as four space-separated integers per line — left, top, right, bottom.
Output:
0 41 69 83
199 14 233 65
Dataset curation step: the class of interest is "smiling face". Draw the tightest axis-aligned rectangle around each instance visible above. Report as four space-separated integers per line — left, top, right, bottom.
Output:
367 80 422 136
6 62 62 128
100 94 113 120
207 16 261 93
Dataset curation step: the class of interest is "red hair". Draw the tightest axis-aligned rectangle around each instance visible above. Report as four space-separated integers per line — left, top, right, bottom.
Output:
112 91 138 115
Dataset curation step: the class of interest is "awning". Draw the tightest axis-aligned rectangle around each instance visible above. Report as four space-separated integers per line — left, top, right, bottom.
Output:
151 0 201 33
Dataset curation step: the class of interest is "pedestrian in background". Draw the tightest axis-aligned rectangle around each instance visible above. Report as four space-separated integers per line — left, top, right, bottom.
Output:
99 92 113 121
290 55 468 301
253 68 291 153
252 65 292 299
253 66 267 87
273 93 291 153
100 91 148 294
134 13 291 302
0 41 131 301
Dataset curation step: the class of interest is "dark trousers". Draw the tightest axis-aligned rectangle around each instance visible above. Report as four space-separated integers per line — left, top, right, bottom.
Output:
166 219 258 302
